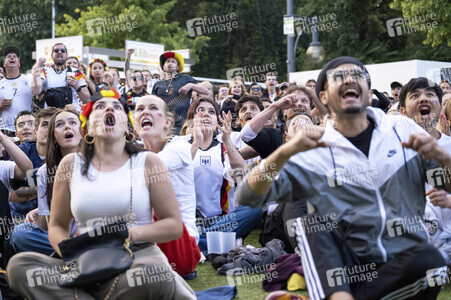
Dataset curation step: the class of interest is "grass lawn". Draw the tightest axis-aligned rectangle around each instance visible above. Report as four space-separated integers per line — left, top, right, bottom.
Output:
188 230 451 299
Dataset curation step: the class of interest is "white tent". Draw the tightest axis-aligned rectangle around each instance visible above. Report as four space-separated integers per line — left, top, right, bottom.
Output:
290 59 451 93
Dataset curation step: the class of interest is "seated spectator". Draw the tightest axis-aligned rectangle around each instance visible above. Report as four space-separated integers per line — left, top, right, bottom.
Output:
236 56 450 300
9 109 57 220
7 89 193 299
9 108 81 256
134 95 201 277
183 97 263 255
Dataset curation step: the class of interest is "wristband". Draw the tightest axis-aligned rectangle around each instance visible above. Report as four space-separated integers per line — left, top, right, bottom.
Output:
76 86 83 92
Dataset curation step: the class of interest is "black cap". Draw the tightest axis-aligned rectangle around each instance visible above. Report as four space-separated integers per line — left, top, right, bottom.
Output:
3 45 20 58
390 81 402 89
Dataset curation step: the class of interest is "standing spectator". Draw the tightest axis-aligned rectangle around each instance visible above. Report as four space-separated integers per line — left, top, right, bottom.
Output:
31 43 90 111
249 82 263 98
142 69 152 91
152 51 207 134
220 80 245 115
109 67 125 94
199 81 214 100
215 84 229 106
123 70 149 110
440 80 451 93
305 79 316 90
88 58 107 92
0 46 33 137
0 70 5 81
262 72 279 102
387 81 403 112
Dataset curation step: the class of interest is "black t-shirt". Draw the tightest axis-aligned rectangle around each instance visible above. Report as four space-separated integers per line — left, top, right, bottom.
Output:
245 127 283 159
152 74 197 135
344 119 375 157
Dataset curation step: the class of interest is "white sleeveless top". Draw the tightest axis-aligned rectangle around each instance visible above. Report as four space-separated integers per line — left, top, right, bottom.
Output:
70 151 152 235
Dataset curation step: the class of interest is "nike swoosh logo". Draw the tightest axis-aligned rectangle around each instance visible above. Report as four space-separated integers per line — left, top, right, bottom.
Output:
388 149 397 157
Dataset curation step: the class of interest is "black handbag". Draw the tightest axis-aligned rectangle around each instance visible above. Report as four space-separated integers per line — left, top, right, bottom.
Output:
43 86 74 108
57 157 135 298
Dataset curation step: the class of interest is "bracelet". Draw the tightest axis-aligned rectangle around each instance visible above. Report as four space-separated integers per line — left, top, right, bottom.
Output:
76 86 83 92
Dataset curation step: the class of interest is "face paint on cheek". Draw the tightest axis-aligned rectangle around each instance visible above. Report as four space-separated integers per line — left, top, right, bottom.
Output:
157 113 163 117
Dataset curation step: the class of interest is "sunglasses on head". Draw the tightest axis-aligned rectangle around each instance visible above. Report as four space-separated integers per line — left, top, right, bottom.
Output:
132 76 143 81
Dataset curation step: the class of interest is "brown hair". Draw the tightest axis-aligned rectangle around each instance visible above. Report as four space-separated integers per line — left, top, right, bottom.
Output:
35 107 59 130
45 108 81 209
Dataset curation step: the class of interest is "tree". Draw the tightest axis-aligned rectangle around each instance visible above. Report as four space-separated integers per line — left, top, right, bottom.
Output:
56 0 209 69
391 0 450 47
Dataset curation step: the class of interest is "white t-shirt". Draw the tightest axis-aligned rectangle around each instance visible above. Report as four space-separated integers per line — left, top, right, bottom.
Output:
157 136 198 242
37 164 49 216
0 161 15 192
191 136 234 218
41 67 86 111
0 75 33 131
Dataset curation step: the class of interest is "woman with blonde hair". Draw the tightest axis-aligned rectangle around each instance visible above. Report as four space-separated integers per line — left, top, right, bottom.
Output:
134 95 201 277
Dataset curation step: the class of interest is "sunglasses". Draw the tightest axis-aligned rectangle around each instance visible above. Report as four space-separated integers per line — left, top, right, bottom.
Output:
132 76 143 81
251 87 262 91
53 48 67 53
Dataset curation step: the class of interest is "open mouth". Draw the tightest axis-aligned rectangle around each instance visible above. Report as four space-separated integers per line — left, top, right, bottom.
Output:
202 119 211 125
64 132 74 139
141 118 153 129
341 88 360 99
104 114 116 127
245 114 253 121
418 104 431 116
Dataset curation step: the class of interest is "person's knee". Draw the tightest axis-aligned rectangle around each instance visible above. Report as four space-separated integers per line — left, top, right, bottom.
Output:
6 252 30 289
404 244 446 275
9 223 35 251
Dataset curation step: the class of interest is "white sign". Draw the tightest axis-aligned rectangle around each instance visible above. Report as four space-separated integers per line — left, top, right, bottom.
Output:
125 40 164 72
36 35 83 63
284 16 295 36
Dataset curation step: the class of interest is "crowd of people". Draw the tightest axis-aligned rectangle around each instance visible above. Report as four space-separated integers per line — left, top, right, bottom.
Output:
0 42 451 300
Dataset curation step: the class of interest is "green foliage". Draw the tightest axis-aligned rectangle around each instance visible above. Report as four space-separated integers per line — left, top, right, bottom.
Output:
391 0 450 47
55 0 209 67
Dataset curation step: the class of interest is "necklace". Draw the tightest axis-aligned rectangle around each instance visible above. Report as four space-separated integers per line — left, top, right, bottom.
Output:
166 77 174 95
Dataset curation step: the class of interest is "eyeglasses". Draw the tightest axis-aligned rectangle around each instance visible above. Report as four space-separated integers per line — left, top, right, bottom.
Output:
329 69 368 83
250 87 262 92
132 76 143 81
53 49 67 53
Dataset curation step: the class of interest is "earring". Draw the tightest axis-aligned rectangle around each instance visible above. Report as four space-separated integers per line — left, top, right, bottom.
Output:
124 132 135 143
84 135 95 144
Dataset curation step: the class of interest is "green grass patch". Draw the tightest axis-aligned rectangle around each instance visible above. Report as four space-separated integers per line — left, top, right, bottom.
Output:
188 230 451 299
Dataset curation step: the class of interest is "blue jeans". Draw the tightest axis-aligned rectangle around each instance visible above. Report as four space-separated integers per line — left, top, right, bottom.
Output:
198 206 263 255
9 223 54 256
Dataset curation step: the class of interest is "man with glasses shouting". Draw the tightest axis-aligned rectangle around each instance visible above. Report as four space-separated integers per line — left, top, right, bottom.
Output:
31 43 89 111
